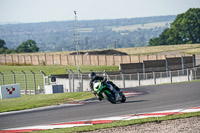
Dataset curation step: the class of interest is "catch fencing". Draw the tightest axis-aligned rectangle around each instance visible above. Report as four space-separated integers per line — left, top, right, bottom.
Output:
63 66 200 92
108 67 200 88
0 71 44 95
0 66 200 95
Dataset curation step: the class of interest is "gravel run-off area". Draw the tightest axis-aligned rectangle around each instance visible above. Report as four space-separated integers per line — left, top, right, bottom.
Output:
83 116 200 133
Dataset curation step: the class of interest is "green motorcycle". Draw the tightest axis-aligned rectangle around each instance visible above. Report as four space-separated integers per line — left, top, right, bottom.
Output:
93 80 126 104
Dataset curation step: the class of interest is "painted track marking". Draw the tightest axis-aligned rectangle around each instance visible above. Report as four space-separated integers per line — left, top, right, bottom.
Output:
1 106 200 133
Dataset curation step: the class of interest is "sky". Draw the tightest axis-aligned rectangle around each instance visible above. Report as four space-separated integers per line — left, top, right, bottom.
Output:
0 0 200 24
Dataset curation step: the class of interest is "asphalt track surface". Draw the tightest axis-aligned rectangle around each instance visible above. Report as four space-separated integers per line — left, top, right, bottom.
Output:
0 82 200 130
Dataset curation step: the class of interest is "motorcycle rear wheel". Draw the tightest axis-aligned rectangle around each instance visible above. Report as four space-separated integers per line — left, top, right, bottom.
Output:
120 94 126 103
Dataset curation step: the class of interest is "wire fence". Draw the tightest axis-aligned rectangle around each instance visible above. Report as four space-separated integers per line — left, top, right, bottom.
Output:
0 66 200 95
115 67 198 86
64 66 200 92
0 71 44 95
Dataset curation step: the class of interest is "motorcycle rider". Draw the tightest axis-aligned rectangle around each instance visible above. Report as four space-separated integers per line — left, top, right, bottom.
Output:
88 72 121 100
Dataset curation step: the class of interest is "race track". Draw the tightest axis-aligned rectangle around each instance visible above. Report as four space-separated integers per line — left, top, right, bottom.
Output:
0 82 200 130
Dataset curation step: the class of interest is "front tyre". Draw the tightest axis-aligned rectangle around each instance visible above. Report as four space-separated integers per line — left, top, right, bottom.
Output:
102 92 116 104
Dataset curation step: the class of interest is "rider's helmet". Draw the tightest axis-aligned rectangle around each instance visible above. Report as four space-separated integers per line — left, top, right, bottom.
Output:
88 72 96 80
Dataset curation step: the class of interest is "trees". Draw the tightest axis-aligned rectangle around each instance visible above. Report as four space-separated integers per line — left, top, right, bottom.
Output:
17 40 39 53
148 8 200 46
0 39 7 54
0 39 39 54
0 39 7 49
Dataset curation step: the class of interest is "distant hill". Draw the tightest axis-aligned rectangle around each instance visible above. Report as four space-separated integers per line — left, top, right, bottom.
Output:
0 15 176 52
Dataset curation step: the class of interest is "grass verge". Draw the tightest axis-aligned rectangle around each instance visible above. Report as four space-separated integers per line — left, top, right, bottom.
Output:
0 92 94 113
0 65 118 76
35 111 200 133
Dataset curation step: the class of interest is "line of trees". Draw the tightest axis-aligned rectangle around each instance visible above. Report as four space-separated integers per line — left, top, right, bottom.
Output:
148 8 200 46
0 39 39 54
0 15 176 52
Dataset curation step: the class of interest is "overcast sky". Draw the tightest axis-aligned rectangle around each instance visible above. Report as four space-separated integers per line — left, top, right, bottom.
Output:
0 0 200 23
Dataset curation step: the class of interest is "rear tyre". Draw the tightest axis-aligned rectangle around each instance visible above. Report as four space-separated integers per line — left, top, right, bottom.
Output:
102 92 116 104
120 94 126 103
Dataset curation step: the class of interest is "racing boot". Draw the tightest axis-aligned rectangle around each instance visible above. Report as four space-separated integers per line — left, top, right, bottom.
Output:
97 95 102 101
113 85 121 92
114 90 120 101
113 85 123 97
112 87 120 101
110 83 121 92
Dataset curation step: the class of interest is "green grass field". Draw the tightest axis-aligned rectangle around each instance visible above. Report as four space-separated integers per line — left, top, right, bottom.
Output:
0 65 118 76
0 92 94 113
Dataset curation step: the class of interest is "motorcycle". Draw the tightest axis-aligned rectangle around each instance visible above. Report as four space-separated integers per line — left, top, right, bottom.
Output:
93 80 126 104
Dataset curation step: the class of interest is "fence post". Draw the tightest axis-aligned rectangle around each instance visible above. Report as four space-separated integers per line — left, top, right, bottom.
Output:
104 70 109 80
120 70 125 89
169 70 172 83
194 67 197 80
153 71 156 84
137 72 140 86
70 69 74 92
195 67 197 80
31 70 37 95
78 70 83 92
192 55 195 68
190 69 194 81
142 63 145 79
166 59 169 76
181 56 184 75
187 68 189 81
66 69 71 92
22 70 27 95
0 72 4 85
40 70 46 93
11 70 16 84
